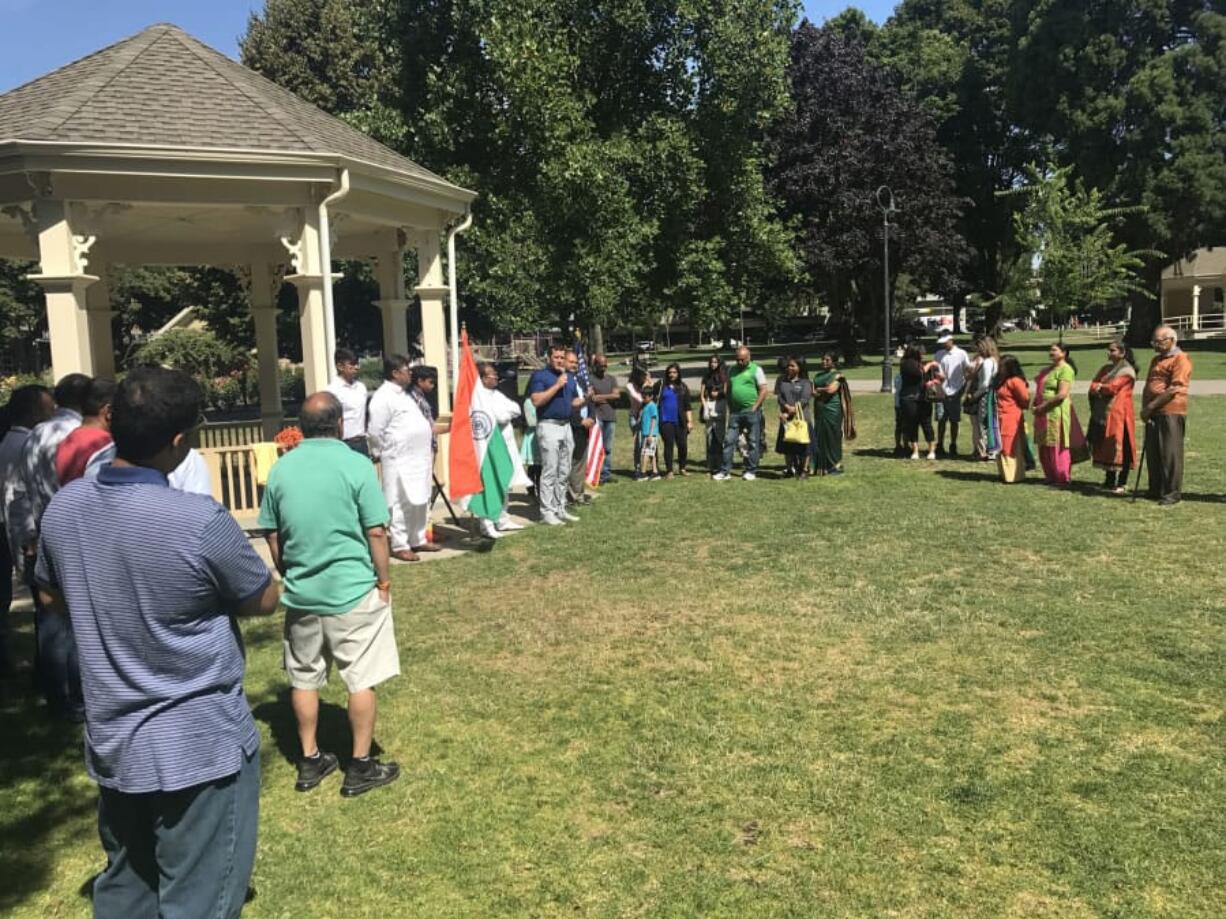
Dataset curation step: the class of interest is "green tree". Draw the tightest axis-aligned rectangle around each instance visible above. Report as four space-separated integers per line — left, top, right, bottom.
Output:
240 0 395 119
0 259 45 372
882 0 1026 319
769 22 967 360
883 1 1226 341
1006 1 1226 340
243 0 800 337
1001 165 1155 327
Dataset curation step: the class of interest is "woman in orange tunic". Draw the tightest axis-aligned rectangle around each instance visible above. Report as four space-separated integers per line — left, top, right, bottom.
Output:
1087 340 1138 494
994 354 1031 483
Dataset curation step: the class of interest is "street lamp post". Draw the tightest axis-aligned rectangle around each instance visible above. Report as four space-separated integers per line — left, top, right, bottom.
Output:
877 185 898 393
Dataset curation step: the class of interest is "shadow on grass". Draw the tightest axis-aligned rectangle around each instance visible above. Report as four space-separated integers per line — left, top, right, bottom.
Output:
0 657 96 914
251 688 381 768
928 468 1223 503
852 447 906 459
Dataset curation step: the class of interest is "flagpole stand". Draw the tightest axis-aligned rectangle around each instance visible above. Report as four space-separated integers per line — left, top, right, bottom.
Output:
430 474 462 526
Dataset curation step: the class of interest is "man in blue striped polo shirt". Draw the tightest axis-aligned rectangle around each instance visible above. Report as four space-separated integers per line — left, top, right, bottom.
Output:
35 367 281 919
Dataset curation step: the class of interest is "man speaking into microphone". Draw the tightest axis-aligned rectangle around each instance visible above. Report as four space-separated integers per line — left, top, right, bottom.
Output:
526 344 585 526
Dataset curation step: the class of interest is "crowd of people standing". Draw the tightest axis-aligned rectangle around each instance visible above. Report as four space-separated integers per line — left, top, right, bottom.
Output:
893 327 1193 506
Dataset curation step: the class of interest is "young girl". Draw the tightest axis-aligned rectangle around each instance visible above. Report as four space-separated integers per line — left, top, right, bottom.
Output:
639 383 661 480
627 366 650 480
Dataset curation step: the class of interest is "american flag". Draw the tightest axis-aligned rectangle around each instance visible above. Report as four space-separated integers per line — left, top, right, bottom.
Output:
574 334 606 487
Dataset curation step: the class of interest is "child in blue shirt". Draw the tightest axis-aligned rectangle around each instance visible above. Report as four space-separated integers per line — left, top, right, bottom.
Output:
639 386 660 480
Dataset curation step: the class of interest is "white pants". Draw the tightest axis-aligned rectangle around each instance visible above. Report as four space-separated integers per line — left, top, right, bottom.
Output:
384 466 431 550
389 499 429 551
536 420 573 518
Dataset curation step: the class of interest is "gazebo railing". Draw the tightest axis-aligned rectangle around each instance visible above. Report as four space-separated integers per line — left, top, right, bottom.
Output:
200 445 263 521
198 442 385 527
197 420 266 449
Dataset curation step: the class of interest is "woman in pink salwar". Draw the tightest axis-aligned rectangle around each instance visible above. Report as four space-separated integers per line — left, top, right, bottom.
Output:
1032 343 1078 486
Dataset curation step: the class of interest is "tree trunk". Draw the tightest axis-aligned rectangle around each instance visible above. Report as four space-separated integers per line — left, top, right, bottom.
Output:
590 322 604 356
1125 265 1163 347
985 302 1003 338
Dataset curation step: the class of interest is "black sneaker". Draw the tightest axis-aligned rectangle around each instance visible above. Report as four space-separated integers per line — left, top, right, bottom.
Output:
295 751 339 792
948 443 959 457
341 757 401 797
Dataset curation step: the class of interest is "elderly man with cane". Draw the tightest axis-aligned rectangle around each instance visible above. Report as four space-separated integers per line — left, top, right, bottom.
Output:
1136 325 1193 507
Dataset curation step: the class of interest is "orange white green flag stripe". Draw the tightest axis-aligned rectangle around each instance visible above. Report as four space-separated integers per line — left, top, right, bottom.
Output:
449 329 529 520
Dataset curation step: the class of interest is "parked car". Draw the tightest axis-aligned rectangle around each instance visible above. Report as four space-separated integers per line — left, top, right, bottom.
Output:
635 340 656 353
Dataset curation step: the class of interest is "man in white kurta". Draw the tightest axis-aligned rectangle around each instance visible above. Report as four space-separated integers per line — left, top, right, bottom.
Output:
367 355 434 562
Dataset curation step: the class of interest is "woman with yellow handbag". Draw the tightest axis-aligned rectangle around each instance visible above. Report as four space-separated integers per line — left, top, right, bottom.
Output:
775 356 813 479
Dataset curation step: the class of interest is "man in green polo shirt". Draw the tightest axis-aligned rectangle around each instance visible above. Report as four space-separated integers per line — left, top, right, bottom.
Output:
717 346 768 480
257 392 401 797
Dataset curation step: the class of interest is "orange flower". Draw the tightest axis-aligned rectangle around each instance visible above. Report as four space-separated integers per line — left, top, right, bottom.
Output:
274 426 303 450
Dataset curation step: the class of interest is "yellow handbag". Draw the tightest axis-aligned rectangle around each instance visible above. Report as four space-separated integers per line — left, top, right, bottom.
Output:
783 406 810 445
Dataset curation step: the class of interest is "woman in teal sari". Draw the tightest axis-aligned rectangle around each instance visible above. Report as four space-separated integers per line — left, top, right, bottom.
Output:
811 353 856 475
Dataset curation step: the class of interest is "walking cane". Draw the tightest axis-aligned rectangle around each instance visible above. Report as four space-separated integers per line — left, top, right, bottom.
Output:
1130 420 1152 503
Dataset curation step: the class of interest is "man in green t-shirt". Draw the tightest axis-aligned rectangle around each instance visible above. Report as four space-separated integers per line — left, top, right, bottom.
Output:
716 346 768 481
257 392 401 797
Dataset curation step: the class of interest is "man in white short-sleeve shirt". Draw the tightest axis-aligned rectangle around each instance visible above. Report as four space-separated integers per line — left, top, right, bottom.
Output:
935 333 969 456
326 348 370 457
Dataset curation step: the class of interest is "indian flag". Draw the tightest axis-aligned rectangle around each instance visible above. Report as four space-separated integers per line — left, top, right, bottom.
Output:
449 329 529 520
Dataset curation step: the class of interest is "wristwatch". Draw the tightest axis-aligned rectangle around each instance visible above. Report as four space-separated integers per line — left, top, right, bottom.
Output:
376 581 391 591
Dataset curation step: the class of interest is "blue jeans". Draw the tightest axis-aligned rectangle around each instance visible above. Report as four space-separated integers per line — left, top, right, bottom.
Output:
27 555 83 719
721 410 763 475
598 419 615 482
93 748 260 919
0 536 12 673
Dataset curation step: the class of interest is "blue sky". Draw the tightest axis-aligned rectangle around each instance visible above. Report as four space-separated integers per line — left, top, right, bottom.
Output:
0 0 898 94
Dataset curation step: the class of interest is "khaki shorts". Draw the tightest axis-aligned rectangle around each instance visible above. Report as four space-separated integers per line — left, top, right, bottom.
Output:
283 588 401 692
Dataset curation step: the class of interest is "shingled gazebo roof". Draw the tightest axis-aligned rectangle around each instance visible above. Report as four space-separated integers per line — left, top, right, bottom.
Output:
0 22 449 186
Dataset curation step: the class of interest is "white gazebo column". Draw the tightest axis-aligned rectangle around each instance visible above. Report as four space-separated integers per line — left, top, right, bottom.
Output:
249 263 284 440
1191 284 1201 331
284 207 331 395
27 199 99 379
415 231 452 407
85 267 116 379
373 245 410 356
416 229 452 489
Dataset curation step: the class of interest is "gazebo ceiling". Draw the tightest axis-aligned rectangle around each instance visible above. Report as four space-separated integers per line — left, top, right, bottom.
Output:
0 22 474 262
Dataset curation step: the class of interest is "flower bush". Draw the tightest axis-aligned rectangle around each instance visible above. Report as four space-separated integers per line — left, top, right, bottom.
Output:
274 426 303 451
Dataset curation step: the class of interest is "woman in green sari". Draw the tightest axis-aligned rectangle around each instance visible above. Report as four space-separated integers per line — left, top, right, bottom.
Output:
811 353 856 475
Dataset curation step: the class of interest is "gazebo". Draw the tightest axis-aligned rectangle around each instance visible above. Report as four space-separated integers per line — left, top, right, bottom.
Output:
0 23 475 439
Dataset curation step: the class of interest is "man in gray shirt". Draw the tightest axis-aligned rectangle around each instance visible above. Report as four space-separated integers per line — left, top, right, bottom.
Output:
587 353 619 484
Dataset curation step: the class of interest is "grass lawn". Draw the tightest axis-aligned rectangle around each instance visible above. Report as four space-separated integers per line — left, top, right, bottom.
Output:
3 395 1226 917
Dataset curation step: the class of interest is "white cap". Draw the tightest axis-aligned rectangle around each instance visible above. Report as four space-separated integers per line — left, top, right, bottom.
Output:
936 333 953 344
